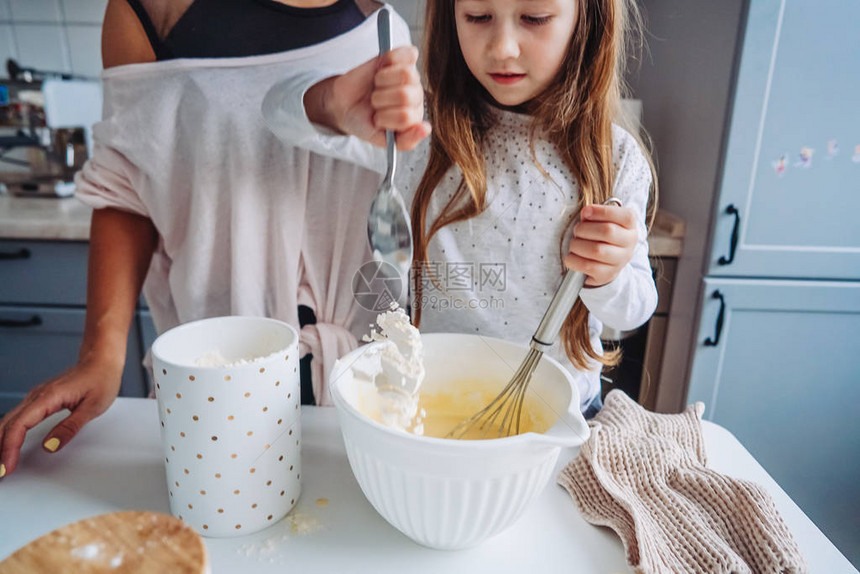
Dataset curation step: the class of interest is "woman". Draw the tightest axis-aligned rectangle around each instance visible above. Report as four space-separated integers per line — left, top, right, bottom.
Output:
0 0 424 478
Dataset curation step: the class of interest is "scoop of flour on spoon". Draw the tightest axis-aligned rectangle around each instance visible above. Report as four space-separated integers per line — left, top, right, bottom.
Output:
362 305 425 430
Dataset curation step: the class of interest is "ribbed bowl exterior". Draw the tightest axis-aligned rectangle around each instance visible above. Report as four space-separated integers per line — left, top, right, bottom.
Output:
330 333 588 550
337 413 560 550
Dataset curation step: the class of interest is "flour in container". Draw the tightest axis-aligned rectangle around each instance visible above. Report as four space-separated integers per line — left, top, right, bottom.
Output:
194 349 278 367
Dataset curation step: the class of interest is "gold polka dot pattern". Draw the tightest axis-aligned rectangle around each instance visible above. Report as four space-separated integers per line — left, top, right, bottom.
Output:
152 323 301 538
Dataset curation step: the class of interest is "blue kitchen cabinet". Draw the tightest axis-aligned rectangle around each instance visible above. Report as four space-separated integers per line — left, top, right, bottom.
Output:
0 305 147 413
707 0 860 280
138 308 157 394
635 0 860 564
688 278 860 561
693 1 860 564
0 241 90 305
0 239 149 414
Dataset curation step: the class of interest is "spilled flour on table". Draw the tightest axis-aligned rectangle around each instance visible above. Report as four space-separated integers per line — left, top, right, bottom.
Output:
288 511 322 535
235 505 326 564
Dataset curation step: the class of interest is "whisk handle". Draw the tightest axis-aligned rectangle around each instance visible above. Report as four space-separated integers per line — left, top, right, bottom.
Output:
531 270 587 351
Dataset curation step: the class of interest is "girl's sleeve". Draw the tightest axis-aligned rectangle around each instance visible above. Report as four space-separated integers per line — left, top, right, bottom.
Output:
578 128 658 331
74 126 149 218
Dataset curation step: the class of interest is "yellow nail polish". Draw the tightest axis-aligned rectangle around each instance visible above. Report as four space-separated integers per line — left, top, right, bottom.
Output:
44 438 61 452
0 463 6 478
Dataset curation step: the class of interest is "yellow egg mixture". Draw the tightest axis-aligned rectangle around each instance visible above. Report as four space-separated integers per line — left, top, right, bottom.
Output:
417 379 554 440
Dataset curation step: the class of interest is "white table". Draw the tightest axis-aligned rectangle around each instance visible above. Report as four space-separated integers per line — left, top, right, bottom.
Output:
0 399 855 573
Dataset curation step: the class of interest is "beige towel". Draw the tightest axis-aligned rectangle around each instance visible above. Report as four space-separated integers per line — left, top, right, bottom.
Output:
558 390 807 574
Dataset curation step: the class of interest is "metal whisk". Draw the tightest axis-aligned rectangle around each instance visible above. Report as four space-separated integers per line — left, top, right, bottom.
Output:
447 198 623 439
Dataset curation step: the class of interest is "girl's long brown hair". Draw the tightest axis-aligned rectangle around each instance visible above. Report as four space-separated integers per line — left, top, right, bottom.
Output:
412 0 656 371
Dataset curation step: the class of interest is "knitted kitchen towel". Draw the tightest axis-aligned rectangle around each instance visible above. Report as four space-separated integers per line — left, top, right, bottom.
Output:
558 390 807 574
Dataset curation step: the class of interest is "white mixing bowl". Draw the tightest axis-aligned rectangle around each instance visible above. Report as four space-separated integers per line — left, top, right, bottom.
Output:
330 333 590 550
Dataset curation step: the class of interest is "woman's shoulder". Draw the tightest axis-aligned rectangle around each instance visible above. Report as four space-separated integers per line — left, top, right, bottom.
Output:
103 0 193 68
102 0 157 68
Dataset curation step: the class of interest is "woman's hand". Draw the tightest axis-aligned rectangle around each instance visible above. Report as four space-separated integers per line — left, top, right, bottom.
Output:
305 45 430 150
565 204 639 287
0 208 156 479
0 356 123 479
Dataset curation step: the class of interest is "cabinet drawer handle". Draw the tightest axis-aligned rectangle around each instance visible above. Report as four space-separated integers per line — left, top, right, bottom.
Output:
0 248 31 260
704 290 725 347
0 315 42 328
717 204 740 265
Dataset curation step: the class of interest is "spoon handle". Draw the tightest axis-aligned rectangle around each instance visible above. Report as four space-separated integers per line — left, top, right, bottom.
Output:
377 8 396 188
377 7 390 54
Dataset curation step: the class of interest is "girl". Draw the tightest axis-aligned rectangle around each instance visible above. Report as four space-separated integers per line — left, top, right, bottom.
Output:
265 0 658 417
0 0 422 478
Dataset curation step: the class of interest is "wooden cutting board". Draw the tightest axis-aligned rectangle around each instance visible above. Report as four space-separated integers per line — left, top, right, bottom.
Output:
0 511 209 574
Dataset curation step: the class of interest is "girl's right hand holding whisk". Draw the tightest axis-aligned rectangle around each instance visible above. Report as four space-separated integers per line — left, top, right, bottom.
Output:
303 46 430 151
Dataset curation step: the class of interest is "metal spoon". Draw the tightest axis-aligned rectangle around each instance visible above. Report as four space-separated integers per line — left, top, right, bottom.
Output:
367 7 413 281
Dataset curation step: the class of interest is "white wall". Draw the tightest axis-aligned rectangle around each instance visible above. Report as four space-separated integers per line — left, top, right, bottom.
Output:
0 0 105 79
629 0 746 412
0 0 424 80
388 0 424 46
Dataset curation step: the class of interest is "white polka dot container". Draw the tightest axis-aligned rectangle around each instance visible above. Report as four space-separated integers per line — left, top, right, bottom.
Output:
151 316 301 538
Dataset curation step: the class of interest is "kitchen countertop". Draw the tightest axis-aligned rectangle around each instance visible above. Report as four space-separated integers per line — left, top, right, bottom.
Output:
0 195 92 241
0 195 685 257
0 399 855 573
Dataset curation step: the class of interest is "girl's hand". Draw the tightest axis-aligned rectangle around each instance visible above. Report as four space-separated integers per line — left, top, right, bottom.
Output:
0 358 123 478
564 204 639 287
305 46 431 150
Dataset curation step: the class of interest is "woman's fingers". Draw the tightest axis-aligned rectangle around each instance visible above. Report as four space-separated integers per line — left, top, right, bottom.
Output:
375 53 420 87
374 101 425 131
395 121 432 151
365 120 431 151
372 86 424 131
0 391 66 476
372 46 425 133
370 82 423 111
379 45 419 69
43 401 107 456
0 362 120 478
325 46 424 145
339 44 417 97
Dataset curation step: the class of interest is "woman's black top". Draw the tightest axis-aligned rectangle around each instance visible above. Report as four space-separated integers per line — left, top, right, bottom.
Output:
125 0 367 60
